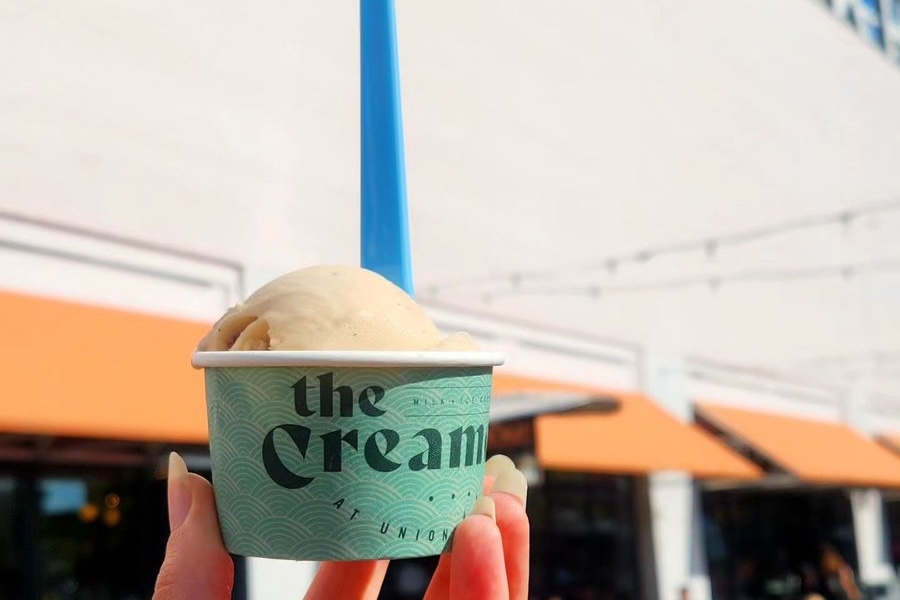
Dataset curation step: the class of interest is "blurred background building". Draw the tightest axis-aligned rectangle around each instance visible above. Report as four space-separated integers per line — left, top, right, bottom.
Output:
823 0 900 62
2 0 900 599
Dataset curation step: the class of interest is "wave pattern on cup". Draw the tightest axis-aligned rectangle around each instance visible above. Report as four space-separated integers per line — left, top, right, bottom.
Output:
204 362 494 560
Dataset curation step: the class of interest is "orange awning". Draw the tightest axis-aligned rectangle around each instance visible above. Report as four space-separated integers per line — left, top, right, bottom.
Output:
878 434 900 456
2 290 210 443
494 372 762 480
6 291 624 446
697 403 900 488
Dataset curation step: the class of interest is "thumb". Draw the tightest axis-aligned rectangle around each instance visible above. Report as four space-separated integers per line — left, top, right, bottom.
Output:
153 453 235 600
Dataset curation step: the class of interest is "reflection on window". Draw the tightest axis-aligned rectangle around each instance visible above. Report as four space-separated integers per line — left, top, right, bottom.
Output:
39 479 87 516
0 463 229 600
36 473 166 600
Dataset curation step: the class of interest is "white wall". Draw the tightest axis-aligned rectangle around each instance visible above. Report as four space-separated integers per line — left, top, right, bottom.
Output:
246 559 318 600
851 489 893 586
688 359 845 422
0 213 239 322
641 352 713 600
426 303 639 390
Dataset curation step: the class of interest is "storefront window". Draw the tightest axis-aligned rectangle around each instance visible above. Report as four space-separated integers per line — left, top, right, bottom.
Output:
379 555 441 600
0 452 238 600
35 471 168 599
886 498 900 571
0 476 25 599
703 489 857 600
530 472 641 600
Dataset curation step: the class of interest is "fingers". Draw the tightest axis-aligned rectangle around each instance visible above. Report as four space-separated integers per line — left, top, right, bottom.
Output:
303 560 389 600
486 456 530 600
423 552 453 600
153 453 234 600
483 454 515 496
491 490 529 600
485 455 531 600
450 497 509 600
427 455 510 600
426 455 530 600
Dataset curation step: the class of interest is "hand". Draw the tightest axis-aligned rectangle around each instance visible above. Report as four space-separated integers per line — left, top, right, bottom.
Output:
153 453 529 600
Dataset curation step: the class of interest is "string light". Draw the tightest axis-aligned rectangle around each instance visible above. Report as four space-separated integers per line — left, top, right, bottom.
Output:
798 352 900 368
840 212 855 228
606 258 618 275
477 260 900 303
425 197 900 295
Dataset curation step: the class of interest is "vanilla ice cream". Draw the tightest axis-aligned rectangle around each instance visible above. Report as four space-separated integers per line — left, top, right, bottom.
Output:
197 265 476 352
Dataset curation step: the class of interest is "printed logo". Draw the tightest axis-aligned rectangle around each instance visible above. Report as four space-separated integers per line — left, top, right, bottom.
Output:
262 373 487 489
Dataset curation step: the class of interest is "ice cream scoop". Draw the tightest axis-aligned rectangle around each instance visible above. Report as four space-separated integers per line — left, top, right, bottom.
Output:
197 265 475 352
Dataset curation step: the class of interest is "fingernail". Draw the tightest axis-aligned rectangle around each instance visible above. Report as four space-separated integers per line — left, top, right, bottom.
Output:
167 452 192 531
485 454 515 479
471 497 496 521
493 467 528 509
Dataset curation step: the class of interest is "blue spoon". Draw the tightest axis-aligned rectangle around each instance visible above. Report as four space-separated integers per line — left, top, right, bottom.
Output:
360 0 414 296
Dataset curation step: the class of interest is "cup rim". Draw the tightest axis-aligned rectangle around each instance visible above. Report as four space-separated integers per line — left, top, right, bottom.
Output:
191 350 505 368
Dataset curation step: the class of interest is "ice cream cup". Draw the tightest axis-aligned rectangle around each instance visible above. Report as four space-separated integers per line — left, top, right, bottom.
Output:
191 350 504 561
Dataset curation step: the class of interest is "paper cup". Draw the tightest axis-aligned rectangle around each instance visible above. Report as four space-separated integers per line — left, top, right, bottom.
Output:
192 350 504 561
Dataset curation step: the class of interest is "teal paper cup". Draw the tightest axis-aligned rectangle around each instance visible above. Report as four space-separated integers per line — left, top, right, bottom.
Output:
191 350 504 561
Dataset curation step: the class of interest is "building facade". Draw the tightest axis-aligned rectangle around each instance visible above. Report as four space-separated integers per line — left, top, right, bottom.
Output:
3 220 900 599
3 0 900 598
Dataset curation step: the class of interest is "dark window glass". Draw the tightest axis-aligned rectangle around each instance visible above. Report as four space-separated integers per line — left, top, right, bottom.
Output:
703 489 857 600
886 499 900 570
35 470 167 600
0 456 241 600
0 477 25 599
531 472 640 600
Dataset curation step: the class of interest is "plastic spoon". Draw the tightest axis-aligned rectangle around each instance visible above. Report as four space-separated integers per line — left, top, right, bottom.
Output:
359 0 414 296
